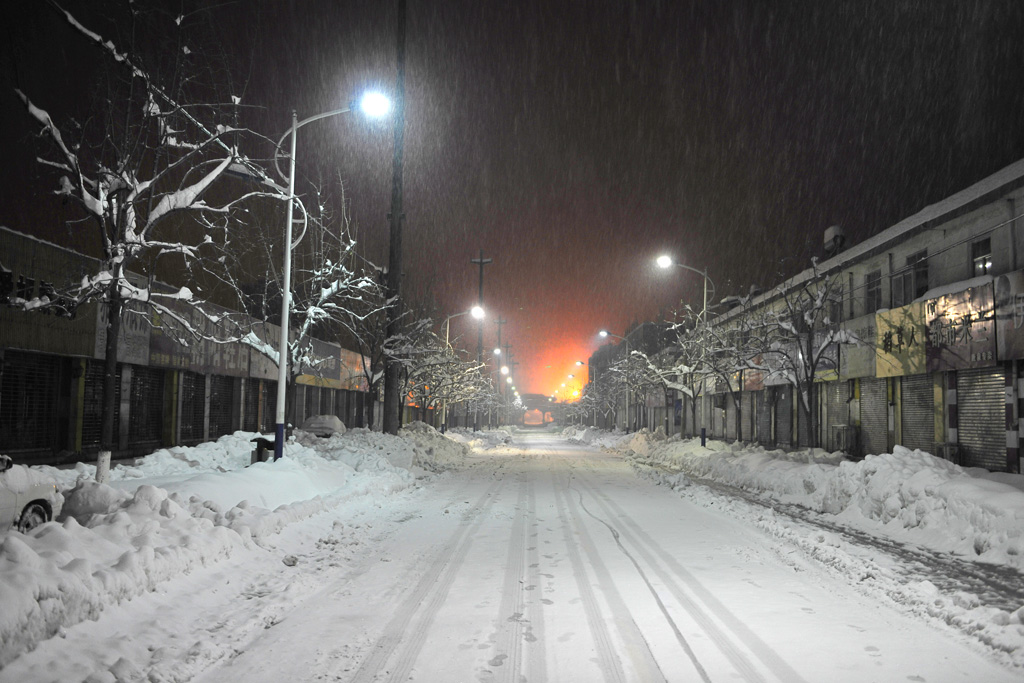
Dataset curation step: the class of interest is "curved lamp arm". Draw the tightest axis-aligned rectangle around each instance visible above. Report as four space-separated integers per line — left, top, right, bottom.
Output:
273 105 354 182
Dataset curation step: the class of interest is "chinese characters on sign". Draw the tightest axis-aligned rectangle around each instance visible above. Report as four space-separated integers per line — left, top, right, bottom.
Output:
876 303 926 377
925 283 995 371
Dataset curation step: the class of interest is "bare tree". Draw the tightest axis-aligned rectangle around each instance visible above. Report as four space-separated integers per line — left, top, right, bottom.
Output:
663 306 715 437
11 4 383 448
745 262 847 449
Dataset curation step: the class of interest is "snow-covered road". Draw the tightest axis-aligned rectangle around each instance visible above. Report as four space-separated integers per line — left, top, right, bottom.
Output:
3 431 1019 682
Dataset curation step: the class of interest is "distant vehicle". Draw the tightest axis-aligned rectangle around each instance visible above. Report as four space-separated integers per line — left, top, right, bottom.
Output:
0 454 63 534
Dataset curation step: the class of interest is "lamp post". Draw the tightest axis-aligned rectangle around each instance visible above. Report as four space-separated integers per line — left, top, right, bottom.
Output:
655 255 716 323
271 93 391 461
656 255 717 446
599 329 631 432
439 305 485 433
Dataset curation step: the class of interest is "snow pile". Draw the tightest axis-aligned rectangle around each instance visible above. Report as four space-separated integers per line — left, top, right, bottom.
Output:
445 427 515 450
563 425 604 444
611 432 1024 663
398 422 470 471
619 434 1024 569
0 430 423 667
300 414 346 436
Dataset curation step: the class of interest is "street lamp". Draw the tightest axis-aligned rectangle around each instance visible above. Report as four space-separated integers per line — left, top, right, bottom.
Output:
599 329 632 432
656 254 716 446
655 255 716 323
272 92 391 461
439 305 486 433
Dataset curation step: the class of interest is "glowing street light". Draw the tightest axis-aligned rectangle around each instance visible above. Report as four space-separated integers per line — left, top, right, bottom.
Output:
359 91 392 118
271 91 391 461
439 305 487 432
656 254 716 446
598 329 631 432
654 255 716 323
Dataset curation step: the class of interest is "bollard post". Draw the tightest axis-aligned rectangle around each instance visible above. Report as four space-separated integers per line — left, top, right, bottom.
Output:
96 450 111 484
700 427 706 448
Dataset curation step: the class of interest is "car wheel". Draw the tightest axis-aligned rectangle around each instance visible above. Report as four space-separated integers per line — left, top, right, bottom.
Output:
16 502 49 533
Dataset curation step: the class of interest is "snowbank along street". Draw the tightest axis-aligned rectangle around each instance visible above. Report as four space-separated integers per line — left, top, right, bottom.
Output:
2 425 1023 681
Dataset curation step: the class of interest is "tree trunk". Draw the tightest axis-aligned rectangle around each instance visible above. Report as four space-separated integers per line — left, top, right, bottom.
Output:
101 283 123 451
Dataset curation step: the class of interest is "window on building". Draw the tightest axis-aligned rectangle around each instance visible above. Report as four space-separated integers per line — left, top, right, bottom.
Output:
865 270 882 313
972 238 992 276
891 250 928 307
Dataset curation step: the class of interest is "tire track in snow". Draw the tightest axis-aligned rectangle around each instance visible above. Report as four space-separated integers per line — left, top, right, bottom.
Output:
484 474 529 682
573 468 808 683
523 468 548 683
552 470 665 682
347 477 504 683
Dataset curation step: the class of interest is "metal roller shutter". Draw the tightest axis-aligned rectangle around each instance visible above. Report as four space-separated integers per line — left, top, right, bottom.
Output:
741 391 753 442
180 371 206 443
82 360 120 449
796 387 812 448
208 375 234 440
129 366 164 446
335 389 348 426
861 377 888 456
726 395 737 441
756 390 772 447
957 366 1005 471
243 378 259 432
776 387 793 447
261 381 277 433
900 374 934 453
825 381 850 451
306 385 319 420
321 388 334 417
0 351 61 452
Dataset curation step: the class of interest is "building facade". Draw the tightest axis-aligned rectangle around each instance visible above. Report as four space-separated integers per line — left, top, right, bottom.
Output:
0 227 373 464
611 159 1024 473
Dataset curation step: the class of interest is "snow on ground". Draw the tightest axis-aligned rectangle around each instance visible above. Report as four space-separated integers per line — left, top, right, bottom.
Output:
444 425 517 451
565 425 1024 664
0 422 471 668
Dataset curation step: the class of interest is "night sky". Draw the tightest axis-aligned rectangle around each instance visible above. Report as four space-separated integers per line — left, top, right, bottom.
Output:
4 1 1024 397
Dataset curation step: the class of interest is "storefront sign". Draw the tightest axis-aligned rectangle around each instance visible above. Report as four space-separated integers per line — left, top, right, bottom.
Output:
926 282 996 371
839 313 876 379
875 303 926 377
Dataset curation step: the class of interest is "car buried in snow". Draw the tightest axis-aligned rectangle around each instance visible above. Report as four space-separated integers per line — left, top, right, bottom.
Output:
0 454 63 534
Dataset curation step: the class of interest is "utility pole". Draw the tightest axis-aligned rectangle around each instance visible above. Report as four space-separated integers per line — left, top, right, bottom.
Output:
382 0 407 435
470 249 492 431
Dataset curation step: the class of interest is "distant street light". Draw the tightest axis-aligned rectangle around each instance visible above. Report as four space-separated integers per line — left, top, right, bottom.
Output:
656 254 716 446
439 306 487 433
271 92 391 461
599 329 631 432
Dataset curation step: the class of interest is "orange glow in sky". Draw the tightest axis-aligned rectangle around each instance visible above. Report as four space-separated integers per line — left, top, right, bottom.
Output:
531 339 603 399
